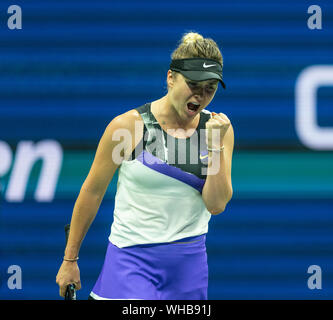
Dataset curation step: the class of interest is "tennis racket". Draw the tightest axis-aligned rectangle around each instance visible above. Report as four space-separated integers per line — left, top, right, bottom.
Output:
64 224 77 300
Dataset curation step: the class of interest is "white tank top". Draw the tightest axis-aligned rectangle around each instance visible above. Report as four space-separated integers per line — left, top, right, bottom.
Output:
109 103 212 248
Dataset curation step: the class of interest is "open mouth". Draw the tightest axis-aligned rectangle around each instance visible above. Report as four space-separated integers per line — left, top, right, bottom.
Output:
187 102 200 113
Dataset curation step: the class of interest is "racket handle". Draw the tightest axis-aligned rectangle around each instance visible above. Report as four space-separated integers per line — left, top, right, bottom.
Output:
64 224 77 300
65 283 76 300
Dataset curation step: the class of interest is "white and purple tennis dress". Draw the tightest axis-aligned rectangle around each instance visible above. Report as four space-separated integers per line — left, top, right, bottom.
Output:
90 103 213 300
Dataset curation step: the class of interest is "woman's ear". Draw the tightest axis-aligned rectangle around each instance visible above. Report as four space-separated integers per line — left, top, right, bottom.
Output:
167 70 175 89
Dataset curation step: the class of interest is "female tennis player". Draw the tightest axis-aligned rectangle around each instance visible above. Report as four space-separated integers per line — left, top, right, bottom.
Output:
56 31 234 300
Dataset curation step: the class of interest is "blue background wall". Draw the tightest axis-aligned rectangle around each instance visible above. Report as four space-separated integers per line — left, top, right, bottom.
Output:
0 0 333 299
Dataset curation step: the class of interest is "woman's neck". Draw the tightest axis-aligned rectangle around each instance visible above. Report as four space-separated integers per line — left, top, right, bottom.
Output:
152 95 199 129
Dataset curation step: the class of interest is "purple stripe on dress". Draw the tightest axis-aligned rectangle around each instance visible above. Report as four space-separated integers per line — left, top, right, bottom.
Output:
136 150 205 193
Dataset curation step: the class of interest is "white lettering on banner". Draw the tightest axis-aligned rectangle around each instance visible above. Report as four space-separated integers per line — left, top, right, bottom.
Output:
7 265 22 290
7 5 22 30
307 5 322 30
295 65 333 150
0 141 13 177
307 265 322 290
0 140 63 202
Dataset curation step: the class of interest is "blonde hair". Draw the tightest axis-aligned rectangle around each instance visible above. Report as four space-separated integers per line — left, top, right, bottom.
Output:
171 32 223 65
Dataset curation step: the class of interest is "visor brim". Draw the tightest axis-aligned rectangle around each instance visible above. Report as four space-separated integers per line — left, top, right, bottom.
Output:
178 70 226 89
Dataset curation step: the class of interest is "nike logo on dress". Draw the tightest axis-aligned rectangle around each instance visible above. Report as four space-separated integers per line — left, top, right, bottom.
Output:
199 152 209 160
203 63 216 68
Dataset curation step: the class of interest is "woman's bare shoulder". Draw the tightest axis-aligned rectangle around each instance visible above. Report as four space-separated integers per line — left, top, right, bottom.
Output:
108 109 143 132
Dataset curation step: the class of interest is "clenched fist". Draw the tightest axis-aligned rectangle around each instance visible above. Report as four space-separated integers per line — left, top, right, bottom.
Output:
206 112 231 149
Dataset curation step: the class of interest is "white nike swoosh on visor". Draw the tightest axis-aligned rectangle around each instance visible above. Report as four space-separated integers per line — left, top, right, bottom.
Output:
203 63 217 68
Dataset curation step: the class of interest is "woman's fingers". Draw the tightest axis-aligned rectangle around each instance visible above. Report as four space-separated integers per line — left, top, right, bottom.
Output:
56 261 81 297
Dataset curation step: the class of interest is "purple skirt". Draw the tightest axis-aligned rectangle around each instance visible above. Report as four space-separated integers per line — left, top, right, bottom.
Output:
90 234 208 300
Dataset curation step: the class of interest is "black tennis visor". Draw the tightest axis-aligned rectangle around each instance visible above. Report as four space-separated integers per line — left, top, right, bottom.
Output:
170 58 226 89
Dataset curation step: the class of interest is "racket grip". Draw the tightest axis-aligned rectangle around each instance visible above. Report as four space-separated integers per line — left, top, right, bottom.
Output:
65 283 76 300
